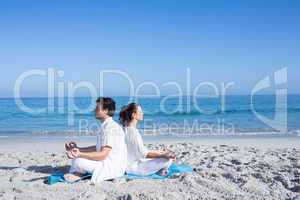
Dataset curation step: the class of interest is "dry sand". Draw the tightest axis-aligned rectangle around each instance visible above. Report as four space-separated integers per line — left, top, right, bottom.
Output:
0 136 300 200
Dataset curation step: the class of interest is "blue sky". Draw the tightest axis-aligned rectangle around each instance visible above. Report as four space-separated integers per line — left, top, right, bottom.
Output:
0 0 299 97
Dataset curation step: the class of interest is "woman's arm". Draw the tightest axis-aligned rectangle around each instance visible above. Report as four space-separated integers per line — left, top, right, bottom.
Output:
146 150 176 159
146 150 164 158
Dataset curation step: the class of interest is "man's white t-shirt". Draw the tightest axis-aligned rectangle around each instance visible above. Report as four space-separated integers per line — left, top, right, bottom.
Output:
91 117 127 184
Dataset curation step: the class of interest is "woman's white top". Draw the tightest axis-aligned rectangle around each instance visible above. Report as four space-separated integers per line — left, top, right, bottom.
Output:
124 126 172 175
124 127 149 171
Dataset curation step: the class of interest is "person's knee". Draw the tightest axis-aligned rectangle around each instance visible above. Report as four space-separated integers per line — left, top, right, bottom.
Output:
162 158 173 168
157 157 171 163
72 158 86 168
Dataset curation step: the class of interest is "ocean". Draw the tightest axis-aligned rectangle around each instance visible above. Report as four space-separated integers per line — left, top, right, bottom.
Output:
0 95 299 137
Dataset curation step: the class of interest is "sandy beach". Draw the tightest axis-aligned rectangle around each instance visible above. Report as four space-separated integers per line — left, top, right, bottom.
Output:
1 0 300 199
0 136 299 200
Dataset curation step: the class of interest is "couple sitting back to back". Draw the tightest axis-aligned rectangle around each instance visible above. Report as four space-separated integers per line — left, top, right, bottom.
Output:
64 97 175 183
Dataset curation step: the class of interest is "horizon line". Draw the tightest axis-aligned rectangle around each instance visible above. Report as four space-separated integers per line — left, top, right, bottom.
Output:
0 93 299 99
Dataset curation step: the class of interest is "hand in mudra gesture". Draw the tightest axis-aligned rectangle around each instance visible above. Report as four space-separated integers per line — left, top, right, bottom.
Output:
161 149 176 159
65 141 78 151
66 148 81 159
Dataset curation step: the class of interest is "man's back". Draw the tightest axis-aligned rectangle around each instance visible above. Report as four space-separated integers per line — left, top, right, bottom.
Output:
92 118 127 183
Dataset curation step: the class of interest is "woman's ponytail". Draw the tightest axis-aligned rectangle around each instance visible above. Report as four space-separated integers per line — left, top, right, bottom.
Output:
119 103 139 126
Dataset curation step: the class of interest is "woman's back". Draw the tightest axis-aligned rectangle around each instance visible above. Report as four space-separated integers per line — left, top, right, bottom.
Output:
124 127 148 168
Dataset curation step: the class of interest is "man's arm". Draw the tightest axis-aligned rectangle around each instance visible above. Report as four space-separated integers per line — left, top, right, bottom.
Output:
78 145 97 153
73 146 111 161
65 142 96 153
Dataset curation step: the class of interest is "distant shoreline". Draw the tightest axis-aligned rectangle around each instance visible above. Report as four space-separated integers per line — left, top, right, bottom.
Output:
1 94 300 99
1 134 300 152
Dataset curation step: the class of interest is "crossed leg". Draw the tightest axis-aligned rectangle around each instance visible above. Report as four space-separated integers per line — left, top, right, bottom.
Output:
64 158 101 182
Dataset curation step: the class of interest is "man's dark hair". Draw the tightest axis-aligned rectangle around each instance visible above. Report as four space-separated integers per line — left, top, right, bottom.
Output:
96 97 116 117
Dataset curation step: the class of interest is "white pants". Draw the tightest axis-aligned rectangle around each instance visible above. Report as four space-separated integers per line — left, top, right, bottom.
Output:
69 158 102 174
127 158 173 176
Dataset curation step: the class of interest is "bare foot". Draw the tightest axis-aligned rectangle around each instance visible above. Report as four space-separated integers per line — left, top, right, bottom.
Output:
156 168 168 176
63 173 82 183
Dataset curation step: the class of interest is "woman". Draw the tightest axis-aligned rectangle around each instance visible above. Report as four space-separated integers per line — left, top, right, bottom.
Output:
119 103 175 176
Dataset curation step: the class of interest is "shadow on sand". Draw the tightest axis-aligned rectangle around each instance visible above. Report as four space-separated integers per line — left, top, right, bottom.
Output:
0 165 70 184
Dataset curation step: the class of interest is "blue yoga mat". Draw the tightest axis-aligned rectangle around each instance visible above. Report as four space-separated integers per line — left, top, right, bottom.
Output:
47 164 193 185
124 164 193 180
47 173 92 185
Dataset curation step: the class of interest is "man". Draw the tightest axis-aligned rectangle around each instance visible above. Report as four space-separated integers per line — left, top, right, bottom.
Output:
64 97 127 183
